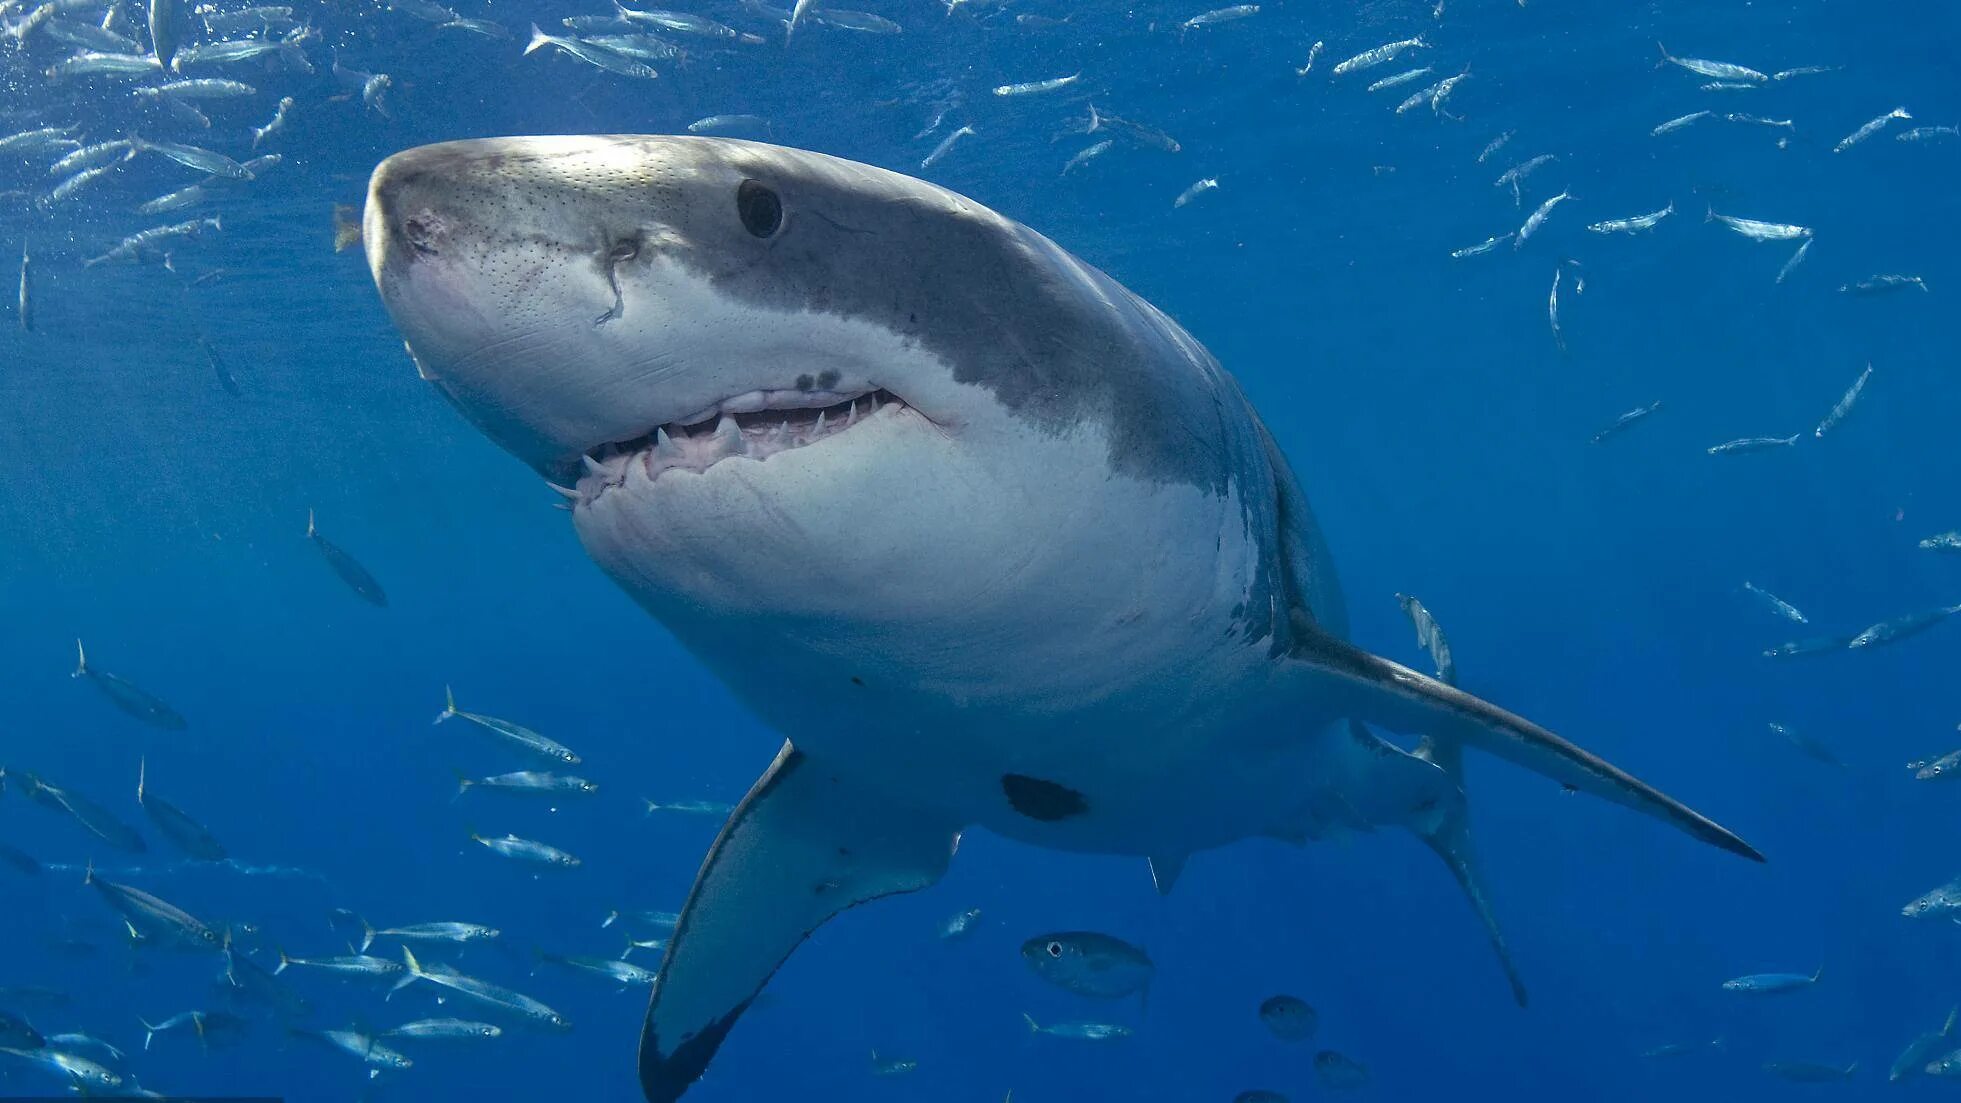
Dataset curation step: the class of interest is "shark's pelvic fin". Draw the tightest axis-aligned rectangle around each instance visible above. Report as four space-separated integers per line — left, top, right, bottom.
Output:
1343 721 1526 1006
1291 624 1762 863
639 742 961 1103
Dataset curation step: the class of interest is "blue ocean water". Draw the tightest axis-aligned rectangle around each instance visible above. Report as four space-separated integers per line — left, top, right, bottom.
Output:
2 0 1958 1098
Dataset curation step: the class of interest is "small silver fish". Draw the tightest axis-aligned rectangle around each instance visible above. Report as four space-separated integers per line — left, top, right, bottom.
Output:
1909 750 1961 782
471 831 581 867
1813 364 1871 438
1840 274 1927 295
15 244 29 332
1450 232 1512 258
1180 4 1257 31
1742 582 1807 623
1173 177 1218 208
1657 43 1766 83
1708 208 1811 241
871 1048 920 1073
1835 106 1910 152
1332 35 1425 76
1061 139 1112 175
1723 967 1821 993
1774 238 1812 285
1476 130 1514 162
436 685 580 763
641 798 734 817
252 96 292 148
920 124 974 169
1897 125 1959 142
1707 434 1799 455
1725 112 1793 130
1492 153 1555 204
1771 64 1838 80
1547 267 1565 352
1394 594 1453 684
1919 532 1961 553
1586 202 1674 234
1021 1013 1132 1040
993 72 1079 97
1904 877 1961 918
524 24 659 79
1367 66 1432 92
1590 401 1660 444
939 908 981 939
1294 40 1323 75
384 1018 502 1040
1651 110 1712 137
687 114 769 134
1514 190 1573 248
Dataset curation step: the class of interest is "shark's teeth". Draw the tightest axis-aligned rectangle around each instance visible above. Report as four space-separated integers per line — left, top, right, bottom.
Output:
813 410 827 435
713 415 748 456
546 482 580 500
654 426 677 459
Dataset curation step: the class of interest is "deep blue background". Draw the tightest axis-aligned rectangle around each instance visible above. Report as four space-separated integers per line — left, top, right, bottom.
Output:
2 0 1959 1098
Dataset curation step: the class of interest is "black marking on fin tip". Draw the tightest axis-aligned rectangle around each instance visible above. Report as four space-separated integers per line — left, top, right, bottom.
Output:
1001 774 1087 821
640 998 753 1103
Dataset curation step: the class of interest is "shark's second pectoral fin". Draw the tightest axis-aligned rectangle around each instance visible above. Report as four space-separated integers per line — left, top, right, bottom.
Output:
1290 624 1762 863
639 743 961 1103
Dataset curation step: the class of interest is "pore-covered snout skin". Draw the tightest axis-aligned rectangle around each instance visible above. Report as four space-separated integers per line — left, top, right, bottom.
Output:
363 134 1238 491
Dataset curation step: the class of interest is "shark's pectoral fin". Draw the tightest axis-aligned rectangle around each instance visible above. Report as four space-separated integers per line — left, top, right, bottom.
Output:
639 743 961 1103
1291 626 1762 863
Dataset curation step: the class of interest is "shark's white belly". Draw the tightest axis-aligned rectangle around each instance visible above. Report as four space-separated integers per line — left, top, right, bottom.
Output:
575 403 1345 854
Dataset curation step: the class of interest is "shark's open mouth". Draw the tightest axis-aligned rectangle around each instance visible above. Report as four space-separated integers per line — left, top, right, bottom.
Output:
569 388 906 501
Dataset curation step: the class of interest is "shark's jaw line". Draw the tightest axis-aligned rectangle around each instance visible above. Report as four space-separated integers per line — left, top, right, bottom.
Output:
567 386 910 503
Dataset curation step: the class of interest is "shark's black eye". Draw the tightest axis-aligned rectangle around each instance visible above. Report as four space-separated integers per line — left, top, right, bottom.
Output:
1046 941 1063 958
737 179 781 238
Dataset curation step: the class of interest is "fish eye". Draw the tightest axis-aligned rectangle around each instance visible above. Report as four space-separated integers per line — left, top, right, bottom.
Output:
736 180 782 238
1046 941 1063 958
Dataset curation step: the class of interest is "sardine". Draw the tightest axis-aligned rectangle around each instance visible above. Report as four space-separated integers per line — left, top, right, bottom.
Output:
1897 125 1959 142
1332 35 1425 76
921 124 974 169
641 798 734 817
1835 106 1910 152
993 72 1079 97
136 758 226 860
1181 4 1257 31
305 509 388 606
1774 238 1812 284
1394 594 1454 684
1723 967 1821 994
810 8 900 33
1656 42 1766 83
1813 364 1871 437
1514 190 1572 248
1589 401 1661 444
15 244 28 332
132 137 252 179
1476 130 1514 162
148 0 177 69
1061 139 1112 175
1848 605 1961 650
1366 66 1432 92
1840 274 1927 295
1021 1013 1132 1040
1708 208 1811 241
1742 582 1807 623
1173 177 1217 208
85 864 223 949
1294 39 1322 76
173 37 287 66
291 1027 413 1069
537 950 656 986
359 920 500 952
435 686 580 763
73 640 186 730
456 770 597 797
383 1018 502 1040
1651 110 1712 137
1587 201 1674 234
1707 434 1799 455
471 832 581 867
274 950 405 978
393 946 571 1029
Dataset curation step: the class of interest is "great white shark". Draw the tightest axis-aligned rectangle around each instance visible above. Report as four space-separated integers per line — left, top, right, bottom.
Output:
360 135 1761 1101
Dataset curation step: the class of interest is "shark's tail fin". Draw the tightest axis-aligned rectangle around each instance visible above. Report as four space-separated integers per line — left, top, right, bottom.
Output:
1345 721 1526 1006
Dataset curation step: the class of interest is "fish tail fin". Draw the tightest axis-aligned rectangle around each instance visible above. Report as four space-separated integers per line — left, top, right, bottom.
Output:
602 909 619 929
140 1019 160 1050
1021 1013 1040 1034
1655 40 1671 65
1945 1006 1958 1036
452 769 472 800
641 798 660 815
1345 720 1528 1006
1291 629 1761 862
524 22 550 53
1811 964 1823 983
136 756 146 805
305 507 315 538
359 919 376 954
73 638 86 677
436 685 458 724
274 948 290 975
82 857 93 886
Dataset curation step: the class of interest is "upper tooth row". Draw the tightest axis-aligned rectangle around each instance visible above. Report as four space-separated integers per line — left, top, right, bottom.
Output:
672 388 868 429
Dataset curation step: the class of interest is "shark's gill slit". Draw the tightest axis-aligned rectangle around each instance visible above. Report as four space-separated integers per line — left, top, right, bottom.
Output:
594 240 635 326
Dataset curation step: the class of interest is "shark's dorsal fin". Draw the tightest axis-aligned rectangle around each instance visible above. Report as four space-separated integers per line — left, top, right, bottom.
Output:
640 743 960 1103
1289 621 1761 863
